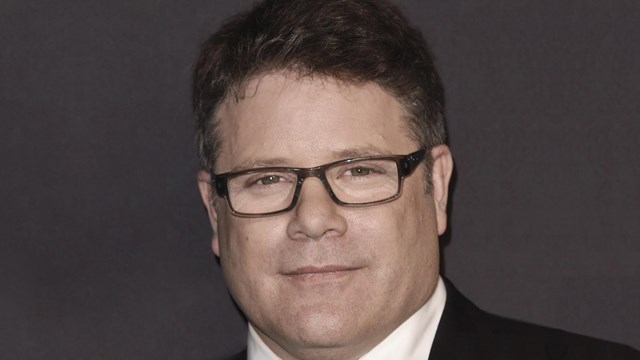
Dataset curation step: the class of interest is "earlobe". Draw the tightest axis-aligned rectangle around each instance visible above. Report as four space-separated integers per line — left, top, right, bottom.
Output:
197 170 220 256
429 145 454 235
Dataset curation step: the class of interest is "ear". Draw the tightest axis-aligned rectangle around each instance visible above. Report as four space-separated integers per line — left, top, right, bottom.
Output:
430 145 454 235
197 170 220 256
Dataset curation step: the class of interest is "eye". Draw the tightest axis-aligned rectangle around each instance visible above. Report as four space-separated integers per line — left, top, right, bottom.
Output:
346 166 372 176
257 175 283 185
243 172 296 188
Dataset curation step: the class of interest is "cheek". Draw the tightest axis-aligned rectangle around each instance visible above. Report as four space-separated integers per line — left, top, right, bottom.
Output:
217 214 287 281
217 216 284 311
385 186 438 263
216 217 249 281
220 219 259 260
352 203 420 264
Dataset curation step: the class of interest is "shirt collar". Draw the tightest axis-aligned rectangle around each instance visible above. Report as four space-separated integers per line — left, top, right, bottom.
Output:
247 323 278 360
247 276 447 360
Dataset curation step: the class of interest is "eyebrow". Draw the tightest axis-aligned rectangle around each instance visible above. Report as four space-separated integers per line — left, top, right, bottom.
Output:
229 157 291 172
228 145 393 172
330 146 391 159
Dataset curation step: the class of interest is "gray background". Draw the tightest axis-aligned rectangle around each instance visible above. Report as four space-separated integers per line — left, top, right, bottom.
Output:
1 0 638 359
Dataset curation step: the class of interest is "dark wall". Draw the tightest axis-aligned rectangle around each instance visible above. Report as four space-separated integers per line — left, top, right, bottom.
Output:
2 0 638 358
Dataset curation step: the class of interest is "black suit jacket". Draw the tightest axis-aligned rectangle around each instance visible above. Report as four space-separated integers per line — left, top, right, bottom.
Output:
222 279 639 360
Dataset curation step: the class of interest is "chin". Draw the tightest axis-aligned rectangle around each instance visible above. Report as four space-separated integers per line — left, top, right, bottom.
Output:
283 306 362 348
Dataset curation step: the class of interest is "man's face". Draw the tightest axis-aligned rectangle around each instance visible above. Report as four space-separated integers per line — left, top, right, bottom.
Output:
199 73 452 359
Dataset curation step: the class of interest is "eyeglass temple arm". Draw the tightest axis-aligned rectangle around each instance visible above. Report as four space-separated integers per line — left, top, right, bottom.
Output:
398 148 427 177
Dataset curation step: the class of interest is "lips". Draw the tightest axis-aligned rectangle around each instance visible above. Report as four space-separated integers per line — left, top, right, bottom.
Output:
283 265 361 281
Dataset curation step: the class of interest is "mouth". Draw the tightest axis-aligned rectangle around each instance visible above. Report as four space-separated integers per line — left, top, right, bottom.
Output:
282 265 361 281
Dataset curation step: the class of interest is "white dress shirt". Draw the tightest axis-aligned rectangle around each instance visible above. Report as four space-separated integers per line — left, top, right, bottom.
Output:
248 276 447 360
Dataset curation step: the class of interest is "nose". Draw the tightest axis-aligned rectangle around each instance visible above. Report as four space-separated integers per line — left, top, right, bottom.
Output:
286 177 348 241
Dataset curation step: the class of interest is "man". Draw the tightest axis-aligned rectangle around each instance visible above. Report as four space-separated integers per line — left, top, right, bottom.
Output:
192 0 639 359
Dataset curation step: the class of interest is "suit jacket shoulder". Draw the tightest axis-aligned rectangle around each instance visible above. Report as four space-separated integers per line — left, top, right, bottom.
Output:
429 278 640 360
220 348 246 360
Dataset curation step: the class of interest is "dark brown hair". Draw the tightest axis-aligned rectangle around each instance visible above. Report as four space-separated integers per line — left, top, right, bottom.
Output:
192 0 447 173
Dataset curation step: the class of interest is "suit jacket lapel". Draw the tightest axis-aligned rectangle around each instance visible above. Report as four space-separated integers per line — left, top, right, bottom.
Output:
429 278 487 360
429 278 551 360
224 348 247 360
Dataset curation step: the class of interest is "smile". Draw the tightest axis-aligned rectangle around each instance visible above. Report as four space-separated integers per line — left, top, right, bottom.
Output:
283 265 361 281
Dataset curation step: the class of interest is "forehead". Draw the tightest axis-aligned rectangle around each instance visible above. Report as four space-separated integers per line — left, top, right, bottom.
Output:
214 73 417 172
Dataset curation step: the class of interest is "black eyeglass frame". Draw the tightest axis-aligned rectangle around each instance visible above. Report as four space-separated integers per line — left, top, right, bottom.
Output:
211 148 427 217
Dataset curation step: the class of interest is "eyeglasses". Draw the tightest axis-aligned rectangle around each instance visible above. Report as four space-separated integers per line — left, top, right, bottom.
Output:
211 149 427 217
